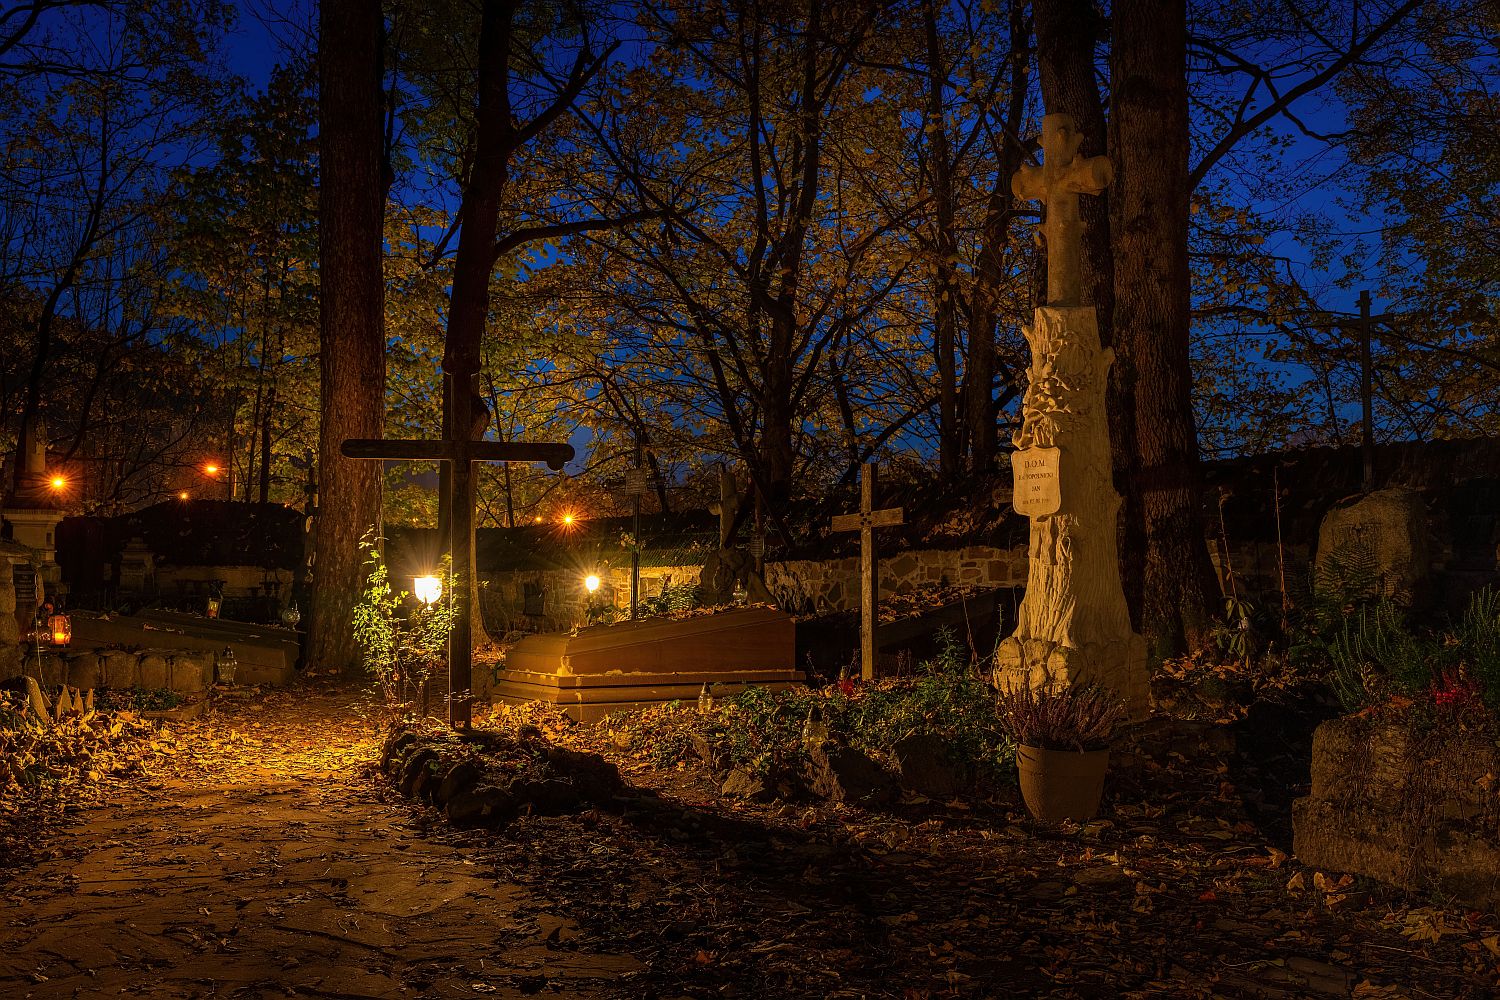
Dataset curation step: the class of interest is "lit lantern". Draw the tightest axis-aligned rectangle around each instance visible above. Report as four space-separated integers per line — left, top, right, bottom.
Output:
584 574 601 593
217 646 238 685
413 575 442 605
205 596 221 619
47 614 72 647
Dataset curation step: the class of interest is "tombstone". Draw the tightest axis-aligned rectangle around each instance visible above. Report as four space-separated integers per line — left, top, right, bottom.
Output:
116 536 156 595
3 414 66 598
1315 487 1429 602
493 606 802 722
68 610 298 686
0 541 31 679
992 113 1149 720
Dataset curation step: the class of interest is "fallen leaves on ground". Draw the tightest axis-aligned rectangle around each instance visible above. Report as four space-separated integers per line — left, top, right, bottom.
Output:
6 681 1499 997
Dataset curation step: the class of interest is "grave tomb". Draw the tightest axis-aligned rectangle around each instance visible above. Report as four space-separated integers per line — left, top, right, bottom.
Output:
489 605 803 722
68 611 298 686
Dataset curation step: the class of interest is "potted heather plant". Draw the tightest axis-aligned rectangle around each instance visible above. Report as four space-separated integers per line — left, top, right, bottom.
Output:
995 684 1124 822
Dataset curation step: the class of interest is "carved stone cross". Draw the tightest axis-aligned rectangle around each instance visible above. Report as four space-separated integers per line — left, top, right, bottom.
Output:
1011 113 1113 306
342 375 573 728
831 462 903 682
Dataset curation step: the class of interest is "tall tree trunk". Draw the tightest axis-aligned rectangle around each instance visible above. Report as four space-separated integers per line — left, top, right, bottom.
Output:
444 0 517 653
1033 0 1142 622
258 381 275 504
761 315 796 505
923 0 960 479
963 0 1029 474
1110 0 1216 654
310 0 387 676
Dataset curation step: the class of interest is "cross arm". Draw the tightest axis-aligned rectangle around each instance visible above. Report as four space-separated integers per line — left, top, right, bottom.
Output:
340 439 576 470
341 439 454 461
831 507 904 532
1061 155 1112 196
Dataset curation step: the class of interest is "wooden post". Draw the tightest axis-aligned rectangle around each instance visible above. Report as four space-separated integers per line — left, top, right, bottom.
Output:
447 382 475 727
340 432 572 730
858 466 878 681
831 462 904 682
1358 289 1375 493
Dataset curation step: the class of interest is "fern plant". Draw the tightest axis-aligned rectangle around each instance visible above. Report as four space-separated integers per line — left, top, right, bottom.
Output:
1328 602 1438 712
1455 587 1500 708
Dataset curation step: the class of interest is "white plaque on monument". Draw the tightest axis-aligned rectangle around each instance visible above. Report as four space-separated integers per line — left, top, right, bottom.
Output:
1011 446 1061 517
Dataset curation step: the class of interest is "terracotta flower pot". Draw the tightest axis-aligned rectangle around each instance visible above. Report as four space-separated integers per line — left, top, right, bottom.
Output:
1016 744 1109 822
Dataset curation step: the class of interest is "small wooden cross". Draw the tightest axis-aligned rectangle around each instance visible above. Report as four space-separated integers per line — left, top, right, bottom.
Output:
341 376 573 728
831 462 904 681
1011 113 1113 307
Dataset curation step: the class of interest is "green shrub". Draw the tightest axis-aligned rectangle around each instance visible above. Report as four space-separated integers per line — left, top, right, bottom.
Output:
352 530 456 716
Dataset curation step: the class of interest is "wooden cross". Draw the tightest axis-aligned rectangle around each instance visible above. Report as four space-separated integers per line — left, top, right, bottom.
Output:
831 462 904 681
1011 113 1113 307
341 376 573 728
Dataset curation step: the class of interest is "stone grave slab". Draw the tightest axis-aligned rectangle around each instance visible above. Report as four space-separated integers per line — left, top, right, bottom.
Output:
135 609 302 667
491 605 803 722
69 611 297 686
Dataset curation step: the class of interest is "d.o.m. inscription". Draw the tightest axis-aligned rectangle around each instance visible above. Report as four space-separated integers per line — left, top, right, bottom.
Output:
1011 446 1061 517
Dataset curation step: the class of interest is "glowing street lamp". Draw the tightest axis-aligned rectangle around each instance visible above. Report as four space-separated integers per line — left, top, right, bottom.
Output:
49 476 65 490
413 575 443 605
179 491 190 500
203 463 219 475
584 574 601 593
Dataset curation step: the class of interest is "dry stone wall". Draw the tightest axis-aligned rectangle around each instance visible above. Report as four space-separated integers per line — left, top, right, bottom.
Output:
8 648 213 695
476 545 1028 631
763 545 1027 614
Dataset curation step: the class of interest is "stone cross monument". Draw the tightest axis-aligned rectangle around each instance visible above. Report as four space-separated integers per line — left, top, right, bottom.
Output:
994 113 1149 719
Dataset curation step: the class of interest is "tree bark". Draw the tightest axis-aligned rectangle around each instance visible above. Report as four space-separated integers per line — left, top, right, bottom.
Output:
923 0 960 479
1033 0 1142 622
441 0 519 670
1110 0 1217 654
310 0 387 676
963 0 1030 474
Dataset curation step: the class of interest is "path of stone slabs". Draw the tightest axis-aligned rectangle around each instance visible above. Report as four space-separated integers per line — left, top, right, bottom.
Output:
0 687 641 998
4 683 1498 999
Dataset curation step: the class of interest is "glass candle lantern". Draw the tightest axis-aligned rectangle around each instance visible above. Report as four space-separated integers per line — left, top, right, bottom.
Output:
218 646 238 685
47 614 71 647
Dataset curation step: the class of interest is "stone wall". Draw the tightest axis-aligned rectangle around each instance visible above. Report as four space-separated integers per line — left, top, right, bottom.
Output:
475 545 1029 632
763 545 1028 614
480 564 703 635
8 647 213 695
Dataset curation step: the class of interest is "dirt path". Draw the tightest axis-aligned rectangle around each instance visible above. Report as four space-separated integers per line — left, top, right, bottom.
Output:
5 687 1497 999
0 688 642 999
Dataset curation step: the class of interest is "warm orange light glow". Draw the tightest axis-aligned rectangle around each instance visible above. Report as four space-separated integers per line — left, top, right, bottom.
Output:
48 614 71 646
49 476 65 489
203 464 219 475
584 574 601 593
179 491 190 500
534 515 544 523
562 514 575 525
413 575 442 605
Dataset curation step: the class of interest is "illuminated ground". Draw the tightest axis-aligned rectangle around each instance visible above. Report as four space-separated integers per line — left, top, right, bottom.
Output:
2 684 1495 998
0 687 640 998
